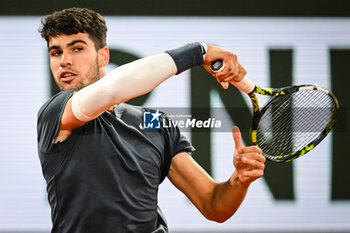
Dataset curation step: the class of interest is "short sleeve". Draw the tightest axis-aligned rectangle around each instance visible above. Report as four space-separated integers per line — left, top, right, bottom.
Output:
37 90 75 153
160 114 195 182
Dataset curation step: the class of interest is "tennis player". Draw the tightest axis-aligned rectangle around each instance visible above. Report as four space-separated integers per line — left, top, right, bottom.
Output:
37 7 265 233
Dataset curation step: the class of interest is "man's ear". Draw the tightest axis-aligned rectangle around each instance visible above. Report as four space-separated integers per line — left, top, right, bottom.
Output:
98 47 110 67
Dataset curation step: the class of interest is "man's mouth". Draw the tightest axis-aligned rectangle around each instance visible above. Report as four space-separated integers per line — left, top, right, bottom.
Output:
60 71 77 82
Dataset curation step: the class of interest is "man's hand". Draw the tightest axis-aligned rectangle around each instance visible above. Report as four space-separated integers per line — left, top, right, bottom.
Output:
203 45 247 89
231 126 265 185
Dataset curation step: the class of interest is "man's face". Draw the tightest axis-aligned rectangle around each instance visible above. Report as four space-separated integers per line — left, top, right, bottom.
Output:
48 33 101 90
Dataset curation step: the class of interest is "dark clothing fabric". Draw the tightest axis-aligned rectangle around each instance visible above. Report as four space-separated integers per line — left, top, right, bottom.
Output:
37 90 194 233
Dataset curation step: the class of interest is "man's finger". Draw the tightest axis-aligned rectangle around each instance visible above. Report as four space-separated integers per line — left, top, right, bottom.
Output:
232 126 244 150
241 156 265 170
240 146 263 155
240 151 266 164
219 81 229 89
243 169 264 178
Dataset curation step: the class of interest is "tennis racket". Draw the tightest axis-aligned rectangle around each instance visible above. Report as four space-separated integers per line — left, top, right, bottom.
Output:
210 60 339 162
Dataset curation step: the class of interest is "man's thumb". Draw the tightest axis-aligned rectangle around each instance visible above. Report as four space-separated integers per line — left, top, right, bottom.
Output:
220 81 229 89
232 126 244 150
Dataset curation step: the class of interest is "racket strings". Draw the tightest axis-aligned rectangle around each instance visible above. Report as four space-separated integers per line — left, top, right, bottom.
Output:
257 90 335 157
257 95 294 155
291 91 333 151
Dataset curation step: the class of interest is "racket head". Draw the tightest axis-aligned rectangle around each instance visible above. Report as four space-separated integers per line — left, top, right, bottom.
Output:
251 84 339 162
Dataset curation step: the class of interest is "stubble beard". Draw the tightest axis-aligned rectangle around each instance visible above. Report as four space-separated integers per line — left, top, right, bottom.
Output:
58 60 100 91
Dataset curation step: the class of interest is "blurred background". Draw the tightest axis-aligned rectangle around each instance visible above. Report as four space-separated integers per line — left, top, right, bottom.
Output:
0 0 349 232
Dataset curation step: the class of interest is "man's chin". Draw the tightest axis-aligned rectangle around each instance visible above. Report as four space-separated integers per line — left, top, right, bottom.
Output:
59 82 92 91
59 83 75 91
58 85 77 91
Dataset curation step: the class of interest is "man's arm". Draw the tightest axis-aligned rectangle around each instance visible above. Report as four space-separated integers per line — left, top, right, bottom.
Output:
56 43 243 141
168 126 265 223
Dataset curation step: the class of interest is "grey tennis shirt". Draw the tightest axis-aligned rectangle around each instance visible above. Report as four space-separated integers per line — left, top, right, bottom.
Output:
37 90 194 233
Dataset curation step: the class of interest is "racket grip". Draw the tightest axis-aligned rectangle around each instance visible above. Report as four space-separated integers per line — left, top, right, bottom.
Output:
210 59 255 94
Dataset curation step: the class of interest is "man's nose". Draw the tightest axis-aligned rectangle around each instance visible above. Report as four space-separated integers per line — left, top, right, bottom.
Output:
60 52 72 67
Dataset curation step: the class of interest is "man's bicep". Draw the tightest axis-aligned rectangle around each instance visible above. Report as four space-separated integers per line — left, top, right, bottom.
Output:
168 152 216 216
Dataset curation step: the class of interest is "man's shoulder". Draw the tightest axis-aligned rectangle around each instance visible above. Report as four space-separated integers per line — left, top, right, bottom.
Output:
37 90 76 123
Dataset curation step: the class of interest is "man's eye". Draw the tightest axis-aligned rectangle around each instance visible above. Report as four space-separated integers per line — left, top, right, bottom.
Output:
51 51 62 57
74 47 83 52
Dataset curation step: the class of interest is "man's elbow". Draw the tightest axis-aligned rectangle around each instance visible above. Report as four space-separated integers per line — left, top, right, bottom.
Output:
204 211 235 223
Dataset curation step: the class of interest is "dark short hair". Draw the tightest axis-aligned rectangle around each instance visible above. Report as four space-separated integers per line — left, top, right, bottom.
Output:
39 7 107 50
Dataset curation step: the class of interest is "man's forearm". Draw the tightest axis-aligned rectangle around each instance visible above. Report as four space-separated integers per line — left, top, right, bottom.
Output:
72 43 205 121
207 171 249 222
72 53 176 121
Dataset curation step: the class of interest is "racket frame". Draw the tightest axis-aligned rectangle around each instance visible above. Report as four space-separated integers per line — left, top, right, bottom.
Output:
209 59 339 162
248 84 339 162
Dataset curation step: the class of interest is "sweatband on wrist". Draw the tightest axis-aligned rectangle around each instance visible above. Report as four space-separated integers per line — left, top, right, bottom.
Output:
165 42 204 74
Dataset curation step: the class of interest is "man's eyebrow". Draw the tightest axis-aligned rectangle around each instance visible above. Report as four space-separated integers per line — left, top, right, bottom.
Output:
48 45 60 52
48 40 88 52
67 39 88 47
